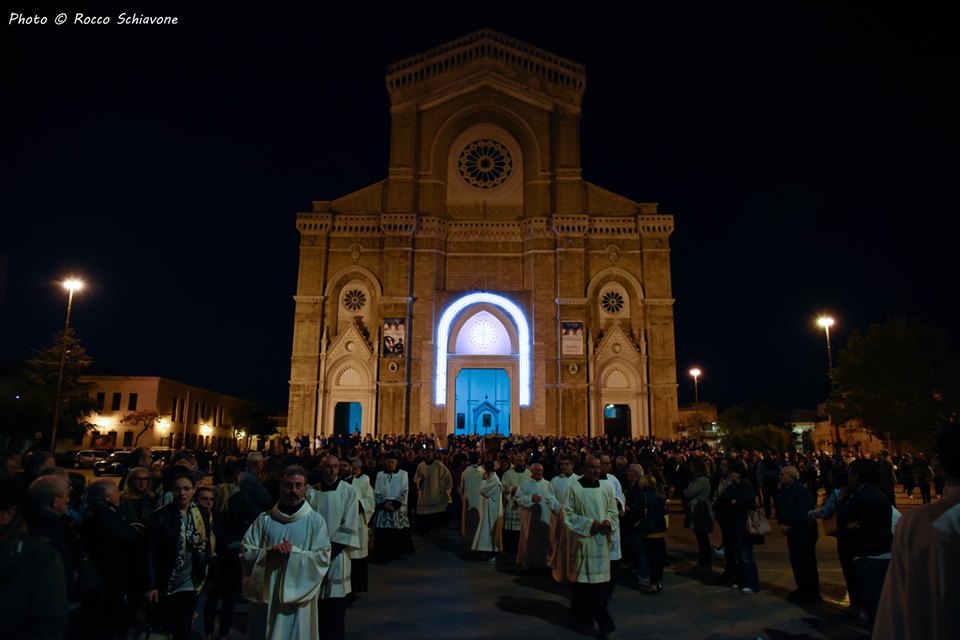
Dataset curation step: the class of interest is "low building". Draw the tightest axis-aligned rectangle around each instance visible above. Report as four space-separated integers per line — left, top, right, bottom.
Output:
78 376 247 451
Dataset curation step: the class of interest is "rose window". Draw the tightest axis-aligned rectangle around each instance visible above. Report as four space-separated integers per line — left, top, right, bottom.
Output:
601 291 625 314
343 289 367 312
458 139 513 189
469 319 499 350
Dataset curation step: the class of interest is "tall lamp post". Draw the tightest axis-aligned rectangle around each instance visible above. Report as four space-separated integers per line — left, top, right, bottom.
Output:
689 367 702 406
816 315 840 456
51 278 84 452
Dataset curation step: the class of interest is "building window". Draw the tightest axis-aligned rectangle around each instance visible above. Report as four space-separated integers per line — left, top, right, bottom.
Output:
96 392 105 410
122 431 133 447
128 393 138 411
111 393 121 411
193 402 199 424
171 398 178 423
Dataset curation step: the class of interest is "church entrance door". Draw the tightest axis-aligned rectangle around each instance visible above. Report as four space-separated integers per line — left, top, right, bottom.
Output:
333 401 361 436
604 404 631 438
454 368 510 436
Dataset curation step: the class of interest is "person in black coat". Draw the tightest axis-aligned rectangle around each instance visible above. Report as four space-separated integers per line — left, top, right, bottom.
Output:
81 480 144 639
716 462 761 593
776 465 821 603
145 473 213 640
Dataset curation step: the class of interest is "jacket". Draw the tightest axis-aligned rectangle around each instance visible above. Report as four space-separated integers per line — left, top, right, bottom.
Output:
145 502 212 594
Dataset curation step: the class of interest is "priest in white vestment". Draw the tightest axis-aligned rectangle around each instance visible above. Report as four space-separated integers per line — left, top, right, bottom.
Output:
242 466 331 640
373 453 413 562
460 454 485 554
414 448 453 534
549 455 580 583
563 456 618 638
599 454 626 562
873 425 960 640
516 463 557 569
472 461 503 563
307 455 360 640
501 453 532 553
346 457 375 593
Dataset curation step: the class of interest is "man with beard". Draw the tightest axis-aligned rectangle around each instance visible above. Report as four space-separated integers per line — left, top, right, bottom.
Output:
242 466 331 640
307 455 360 640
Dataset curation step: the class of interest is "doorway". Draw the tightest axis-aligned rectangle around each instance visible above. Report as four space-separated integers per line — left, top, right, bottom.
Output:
604 404 631 438
333 402 362 436
455 368 510 436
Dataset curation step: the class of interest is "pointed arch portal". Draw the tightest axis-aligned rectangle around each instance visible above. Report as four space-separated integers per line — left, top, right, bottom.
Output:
435 292 531 406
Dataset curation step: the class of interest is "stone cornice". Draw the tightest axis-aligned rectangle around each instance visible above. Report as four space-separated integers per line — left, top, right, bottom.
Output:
638 215 674 236
552 215 589 237
297 213 332 235
557 298 588 305
643 298 676 306
293 295 326 303
381 297 413 305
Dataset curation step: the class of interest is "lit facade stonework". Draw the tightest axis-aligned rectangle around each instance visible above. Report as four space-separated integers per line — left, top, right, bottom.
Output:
288 30 679 439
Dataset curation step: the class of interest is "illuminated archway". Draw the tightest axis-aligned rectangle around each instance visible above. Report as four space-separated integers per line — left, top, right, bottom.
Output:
435 292 530 406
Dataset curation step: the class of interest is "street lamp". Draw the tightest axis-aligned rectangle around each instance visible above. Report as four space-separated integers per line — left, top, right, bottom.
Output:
689 368 702 406
51 278 84 451
817 316 834 373
816 315 840 457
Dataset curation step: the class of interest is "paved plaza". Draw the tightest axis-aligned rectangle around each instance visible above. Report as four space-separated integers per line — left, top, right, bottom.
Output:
194 493 903 640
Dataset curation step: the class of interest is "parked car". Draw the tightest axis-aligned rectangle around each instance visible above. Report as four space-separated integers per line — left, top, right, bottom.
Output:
93 450 134 476
72 450 109 469
55 449 81 468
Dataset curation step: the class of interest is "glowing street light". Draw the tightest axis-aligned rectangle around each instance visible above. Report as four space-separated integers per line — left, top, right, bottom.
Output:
817 316 835 373
689 367 702 406
51 278 84 451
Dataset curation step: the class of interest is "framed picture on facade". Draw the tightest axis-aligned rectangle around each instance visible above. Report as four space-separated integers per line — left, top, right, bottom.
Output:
561 321 584 355
383 318 406 358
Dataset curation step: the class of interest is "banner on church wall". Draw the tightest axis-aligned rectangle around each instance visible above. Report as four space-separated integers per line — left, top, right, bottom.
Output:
561 321 584 355
383 318 406 358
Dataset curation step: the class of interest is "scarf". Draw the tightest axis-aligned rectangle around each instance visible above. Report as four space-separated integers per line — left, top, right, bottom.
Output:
169 502 209 593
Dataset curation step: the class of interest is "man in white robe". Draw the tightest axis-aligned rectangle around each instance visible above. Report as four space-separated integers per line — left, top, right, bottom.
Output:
460 453 485 554
516 462 557 570
563 455 618 638
307 455 360 640
345 457 375 593
242 466 331 640
874 425 960 640
414 448 453 534
472 461 503 563
373 453 412 562
501 452 532 553
549 455 580 583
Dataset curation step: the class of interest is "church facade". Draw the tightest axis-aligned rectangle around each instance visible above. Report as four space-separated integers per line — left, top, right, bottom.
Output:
288 30 679 440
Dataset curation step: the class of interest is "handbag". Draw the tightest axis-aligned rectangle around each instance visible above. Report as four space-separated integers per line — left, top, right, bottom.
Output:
746 509 772 537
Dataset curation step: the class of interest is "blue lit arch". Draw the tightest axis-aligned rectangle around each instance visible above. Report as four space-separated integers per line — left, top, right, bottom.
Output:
435 292 530 406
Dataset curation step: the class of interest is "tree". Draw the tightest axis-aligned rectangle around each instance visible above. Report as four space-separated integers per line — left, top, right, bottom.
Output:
122 410 162 447
717 404 791 451
827 319 960 446
22 329 99 445
230 402 276 447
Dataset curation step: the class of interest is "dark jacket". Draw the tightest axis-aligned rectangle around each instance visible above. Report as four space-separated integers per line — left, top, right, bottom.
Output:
22 506 87 603
840 483 892 558
81 499 143 600
0 519 68 640
145 502 212 594
717 479 758 538
775 481 817 535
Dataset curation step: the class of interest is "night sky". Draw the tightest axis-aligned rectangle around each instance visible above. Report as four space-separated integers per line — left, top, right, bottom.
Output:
3 4 957 416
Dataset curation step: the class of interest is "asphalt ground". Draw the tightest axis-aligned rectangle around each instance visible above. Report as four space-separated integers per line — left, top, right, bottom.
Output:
66 468 930 639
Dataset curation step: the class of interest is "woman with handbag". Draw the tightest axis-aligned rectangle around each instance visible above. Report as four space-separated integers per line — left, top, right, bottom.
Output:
144 472 214 640
683 457 714 571
717 462 761 593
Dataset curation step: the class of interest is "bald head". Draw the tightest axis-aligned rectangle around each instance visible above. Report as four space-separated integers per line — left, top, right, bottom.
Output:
583 456 601 481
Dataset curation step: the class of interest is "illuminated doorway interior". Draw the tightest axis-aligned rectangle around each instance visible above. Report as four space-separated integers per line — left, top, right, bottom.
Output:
604 404 631 438
333 402 362 436
455 368 510 436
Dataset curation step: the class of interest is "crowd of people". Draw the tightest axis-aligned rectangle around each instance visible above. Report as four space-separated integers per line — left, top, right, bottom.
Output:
0 425 957 639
